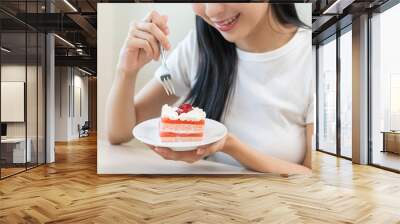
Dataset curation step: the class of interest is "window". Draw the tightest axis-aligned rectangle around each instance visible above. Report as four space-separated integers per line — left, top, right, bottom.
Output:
370 2 400 171
390 74 400 130
317 37 337 154
0 1 47 179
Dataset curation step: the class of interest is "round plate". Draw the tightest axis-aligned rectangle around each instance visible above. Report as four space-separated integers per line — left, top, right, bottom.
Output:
133 118 227 151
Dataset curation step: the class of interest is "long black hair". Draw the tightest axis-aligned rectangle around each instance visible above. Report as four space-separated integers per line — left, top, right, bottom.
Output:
185 4 309 122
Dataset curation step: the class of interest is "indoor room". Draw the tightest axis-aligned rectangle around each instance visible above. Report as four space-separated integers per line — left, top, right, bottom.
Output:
0 0 399 223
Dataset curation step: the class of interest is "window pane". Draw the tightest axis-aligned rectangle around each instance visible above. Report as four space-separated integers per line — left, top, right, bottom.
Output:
38 32 46 165
318 37 337 154
340 30 352 158
371 3 400 171
27 31 38 169
1 30 28 177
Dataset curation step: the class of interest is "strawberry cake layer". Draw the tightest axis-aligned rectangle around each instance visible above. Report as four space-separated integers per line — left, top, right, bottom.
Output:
159 104 206 142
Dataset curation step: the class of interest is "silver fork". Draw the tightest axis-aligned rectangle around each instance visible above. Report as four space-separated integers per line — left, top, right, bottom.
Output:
159 44 176 96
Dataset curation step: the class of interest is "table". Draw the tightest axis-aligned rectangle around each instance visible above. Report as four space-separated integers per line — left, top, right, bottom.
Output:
98 140 260 175
1 138 31 164
381 131 400 154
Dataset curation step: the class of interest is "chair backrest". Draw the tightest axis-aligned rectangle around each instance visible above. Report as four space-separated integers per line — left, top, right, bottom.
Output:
82 121 90 129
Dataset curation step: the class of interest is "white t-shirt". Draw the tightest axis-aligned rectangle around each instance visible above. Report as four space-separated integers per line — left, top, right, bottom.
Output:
155 28 314 167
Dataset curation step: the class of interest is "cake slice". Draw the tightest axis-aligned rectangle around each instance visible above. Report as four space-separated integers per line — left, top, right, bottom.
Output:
159 104 206 142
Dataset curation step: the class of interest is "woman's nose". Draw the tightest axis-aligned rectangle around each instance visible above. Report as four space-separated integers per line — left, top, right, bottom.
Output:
204 3 225 18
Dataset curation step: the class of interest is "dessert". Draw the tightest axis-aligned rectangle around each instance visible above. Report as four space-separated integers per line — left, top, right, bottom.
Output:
159 103 206 142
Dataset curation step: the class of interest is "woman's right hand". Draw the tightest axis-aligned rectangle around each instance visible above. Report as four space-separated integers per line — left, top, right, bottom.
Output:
117 10 171 77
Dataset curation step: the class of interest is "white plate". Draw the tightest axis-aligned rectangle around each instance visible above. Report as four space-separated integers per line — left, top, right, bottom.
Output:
133 118 227 151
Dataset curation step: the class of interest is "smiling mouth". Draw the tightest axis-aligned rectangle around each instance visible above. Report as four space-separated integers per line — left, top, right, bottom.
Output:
213 13 240 32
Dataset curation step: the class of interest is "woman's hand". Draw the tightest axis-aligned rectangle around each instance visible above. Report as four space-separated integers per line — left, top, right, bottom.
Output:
117 10 171 77
148 134 230 164
147 132 311 175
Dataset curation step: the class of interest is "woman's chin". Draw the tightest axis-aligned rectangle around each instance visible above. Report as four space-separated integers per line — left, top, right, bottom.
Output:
219 33 239 43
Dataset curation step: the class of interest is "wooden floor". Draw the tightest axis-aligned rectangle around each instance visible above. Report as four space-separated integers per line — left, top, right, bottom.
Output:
1 167 26 178
1 135 400 223
1 163 45 178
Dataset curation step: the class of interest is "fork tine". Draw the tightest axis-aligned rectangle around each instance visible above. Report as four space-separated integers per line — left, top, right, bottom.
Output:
164 85 171 96
165 83 172 96
163 76 172 93
160 77 171 96
166 78 176 95
159 47 175 96
164 79 173 96
161 75 170 94
164 76 173 95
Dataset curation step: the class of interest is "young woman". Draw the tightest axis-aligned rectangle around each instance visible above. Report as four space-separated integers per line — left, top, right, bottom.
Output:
106 3 314 175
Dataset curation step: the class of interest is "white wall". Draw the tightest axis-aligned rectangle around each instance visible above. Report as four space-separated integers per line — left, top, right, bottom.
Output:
55 67 68 141
54 67 89 141
73 73 89 137
1 82 24 122
1 65 38 138
296 3 312 26
1 64 46 163
1 66 26 131
97 3 195 143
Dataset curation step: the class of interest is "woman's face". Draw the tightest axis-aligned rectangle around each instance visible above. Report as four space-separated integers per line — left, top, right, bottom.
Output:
192 3 269 43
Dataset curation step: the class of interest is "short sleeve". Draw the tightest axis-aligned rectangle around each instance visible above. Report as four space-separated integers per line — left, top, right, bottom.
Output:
305 96 315 124
154 30 198 98
305 71 315 124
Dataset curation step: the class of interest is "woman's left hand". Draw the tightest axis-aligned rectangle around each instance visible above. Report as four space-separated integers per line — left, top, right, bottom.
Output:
150 134 230 163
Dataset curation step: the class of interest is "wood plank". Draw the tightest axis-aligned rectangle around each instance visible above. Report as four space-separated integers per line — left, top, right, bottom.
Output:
0 134 400 223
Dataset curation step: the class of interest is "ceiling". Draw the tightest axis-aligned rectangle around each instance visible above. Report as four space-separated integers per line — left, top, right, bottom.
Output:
312 0 393 44
0 0 98 74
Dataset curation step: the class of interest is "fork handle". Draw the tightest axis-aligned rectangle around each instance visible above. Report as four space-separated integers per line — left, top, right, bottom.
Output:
159 43 167 63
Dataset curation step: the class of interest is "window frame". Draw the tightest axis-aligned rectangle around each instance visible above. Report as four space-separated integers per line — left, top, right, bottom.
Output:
315 24 353 160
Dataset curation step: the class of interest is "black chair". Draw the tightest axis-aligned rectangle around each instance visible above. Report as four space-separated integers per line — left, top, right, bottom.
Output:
78 121 90 138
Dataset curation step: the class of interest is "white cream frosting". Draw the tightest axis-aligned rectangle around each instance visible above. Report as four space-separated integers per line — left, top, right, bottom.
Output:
161 104 206 121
